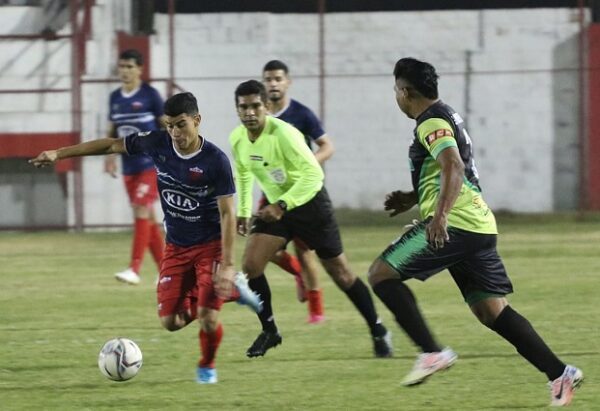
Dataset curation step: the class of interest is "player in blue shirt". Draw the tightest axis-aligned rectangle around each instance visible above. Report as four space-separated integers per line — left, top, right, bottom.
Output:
29 92 262 384
105 49 165 285
261 60 334 324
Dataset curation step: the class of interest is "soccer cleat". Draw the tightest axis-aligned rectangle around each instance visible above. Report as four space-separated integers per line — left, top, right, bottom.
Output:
401 347 457 386
246 331 282 357
196 367 218 384
234 272 263 313
307 314 326 324
373 331 393 358
549 365 583 406
114 268 140 285
294 274 307 302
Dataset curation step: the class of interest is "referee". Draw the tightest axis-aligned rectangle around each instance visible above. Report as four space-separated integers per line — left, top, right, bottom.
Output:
229 80 393 359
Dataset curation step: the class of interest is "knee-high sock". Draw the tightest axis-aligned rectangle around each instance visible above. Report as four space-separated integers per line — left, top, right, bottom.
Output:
307 289 324 316
248 274 277 333
373 279 441 352
275 251 302 277
148 223 164 266
130 218 151 274
492 305 565 381
344 278 386 337
199 323 223 368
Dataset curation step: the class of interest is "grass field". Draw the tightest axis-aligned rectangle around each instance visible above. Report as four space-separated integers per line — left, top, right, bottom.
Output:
1 211 599 410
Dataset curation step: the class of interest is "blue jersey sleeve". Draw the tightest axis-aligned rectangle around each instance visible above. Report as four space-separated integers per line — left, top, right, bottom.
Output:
301 109 325 142
124 131 160 156
213 151 236 197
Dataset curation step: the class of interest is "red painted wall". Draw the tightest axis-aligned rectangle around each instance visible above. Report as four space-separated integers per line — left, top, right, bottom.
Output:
117 31 151 81
0 132 79 172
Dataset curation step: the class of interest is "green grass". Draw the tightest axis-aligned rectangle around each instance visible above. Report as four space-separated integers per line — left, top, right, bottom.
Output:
1 212 599 410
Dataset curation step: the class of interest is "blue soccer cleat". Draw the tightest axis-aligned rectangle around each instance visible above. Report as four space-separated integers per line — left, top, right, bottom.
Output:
196 367 218 384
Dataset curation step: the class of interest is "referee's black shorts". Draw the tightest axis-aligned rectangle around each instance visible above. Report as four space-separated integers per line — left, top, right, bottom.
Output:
379 218 513 305
251 187 343 259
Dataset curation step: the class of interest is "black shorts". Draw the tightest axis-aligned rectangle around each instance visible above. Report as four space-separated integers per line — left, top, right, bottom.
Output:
251 188 343 259
379 219 513 304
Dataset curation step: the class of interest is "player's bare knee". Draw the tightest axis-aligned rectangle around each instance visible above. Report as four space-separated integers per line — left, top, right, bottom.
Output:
160 316 180 332
367 259 395 287
470 298 507 329
474 311 496 328
198 308 219 332
326 265 355 289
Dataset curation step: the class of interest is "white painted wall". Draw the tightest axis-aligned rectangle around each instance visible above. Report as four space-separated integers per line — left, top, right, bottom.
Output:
149 9 583 215
0 4 585 226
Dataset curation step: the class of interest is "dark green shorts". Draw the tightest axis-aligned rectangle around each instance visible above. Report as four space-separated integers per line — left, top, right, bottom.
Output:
380 219 513 304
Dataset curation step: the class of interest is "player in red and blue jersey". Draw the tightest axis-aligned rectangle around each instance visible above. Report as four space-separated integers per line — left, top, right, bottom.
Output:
104 49 165 285
261 60 334 323
30 92 262 384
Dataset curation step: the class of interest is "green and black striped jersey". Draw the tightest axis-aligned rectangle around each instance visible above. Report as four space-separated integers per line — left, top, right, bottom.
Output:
409 100 497 234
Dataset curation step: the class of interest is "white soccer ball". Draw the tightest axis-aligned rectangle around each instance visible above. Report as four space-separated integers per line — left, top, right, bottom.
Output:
98 338 143 381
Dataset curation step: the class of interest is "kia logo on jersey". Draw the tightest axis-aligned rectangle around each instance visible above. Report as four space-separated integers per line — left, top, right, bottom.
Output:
132 101 143 110
162 189 200 211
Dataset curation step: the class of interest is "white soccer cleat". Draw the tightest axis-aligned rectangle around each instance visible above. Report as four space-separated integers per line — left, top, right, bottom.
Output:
549 365 583 406
114 268 140 285
401 347 457 386
234 272 263 313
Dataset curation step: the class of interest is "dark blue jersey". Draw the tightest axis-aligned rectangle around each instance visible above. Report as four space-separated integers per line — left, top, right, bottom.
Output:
273 99 325 148
109 83 164 175
124 131 236 247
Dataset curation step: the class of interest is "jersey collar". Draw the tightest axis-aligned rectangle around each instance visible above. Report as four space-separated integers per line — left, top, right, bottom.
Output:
270 99 291 117
172 135 205 159
120 86 141 99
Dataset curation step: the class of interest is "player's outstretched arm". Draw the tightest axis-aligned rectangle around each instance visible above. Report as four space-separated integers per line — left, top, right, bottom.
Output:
103 123 119 178
29 138 127 168
384 190 418 217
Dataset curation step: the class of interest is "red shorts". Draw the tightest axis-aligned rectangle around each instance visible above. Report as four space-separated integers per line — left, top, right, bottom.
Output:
157 240 224 317
123 168 159 207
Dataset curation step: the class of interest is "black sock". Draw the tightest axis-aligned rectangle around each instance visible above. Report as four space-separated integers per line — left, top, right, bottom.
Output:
343 278 387 337
492 305 565 381
373 279 441 352
248 274 277 333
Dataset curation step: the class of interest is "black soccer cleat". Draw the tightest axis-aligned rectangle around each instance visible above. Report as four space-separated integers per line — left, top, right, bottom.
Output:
373 331 393 358
246 331 282 357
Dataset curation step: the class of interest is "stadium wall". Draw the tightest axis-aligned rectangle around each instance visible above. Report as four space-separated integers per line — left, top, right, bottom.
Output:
0 5 588 227
147 8 582 215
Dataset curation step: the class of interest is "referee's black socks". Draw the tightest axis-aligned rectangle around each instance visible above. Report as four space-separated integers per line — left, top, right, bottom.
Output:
248 274 278 333
344 278 387 337
373 279 442 352
492 305 565 381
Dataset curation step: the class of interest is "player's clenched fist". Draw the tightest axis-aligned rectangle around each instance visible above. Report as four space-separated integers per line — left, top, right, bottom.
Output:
29 150 59 167
384 190 418 217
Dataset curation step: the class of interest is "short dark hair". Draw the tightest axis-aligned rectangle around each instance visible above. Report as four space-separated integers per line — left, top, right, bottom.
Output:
262 60 289 74
119 49 143 66
393 58 439 100
234 80 268 105
164 92 199 117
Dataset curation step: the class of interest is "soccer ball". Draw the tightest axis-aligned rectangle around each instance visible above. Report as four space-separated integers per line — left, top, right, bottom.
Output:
97 338 143 381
